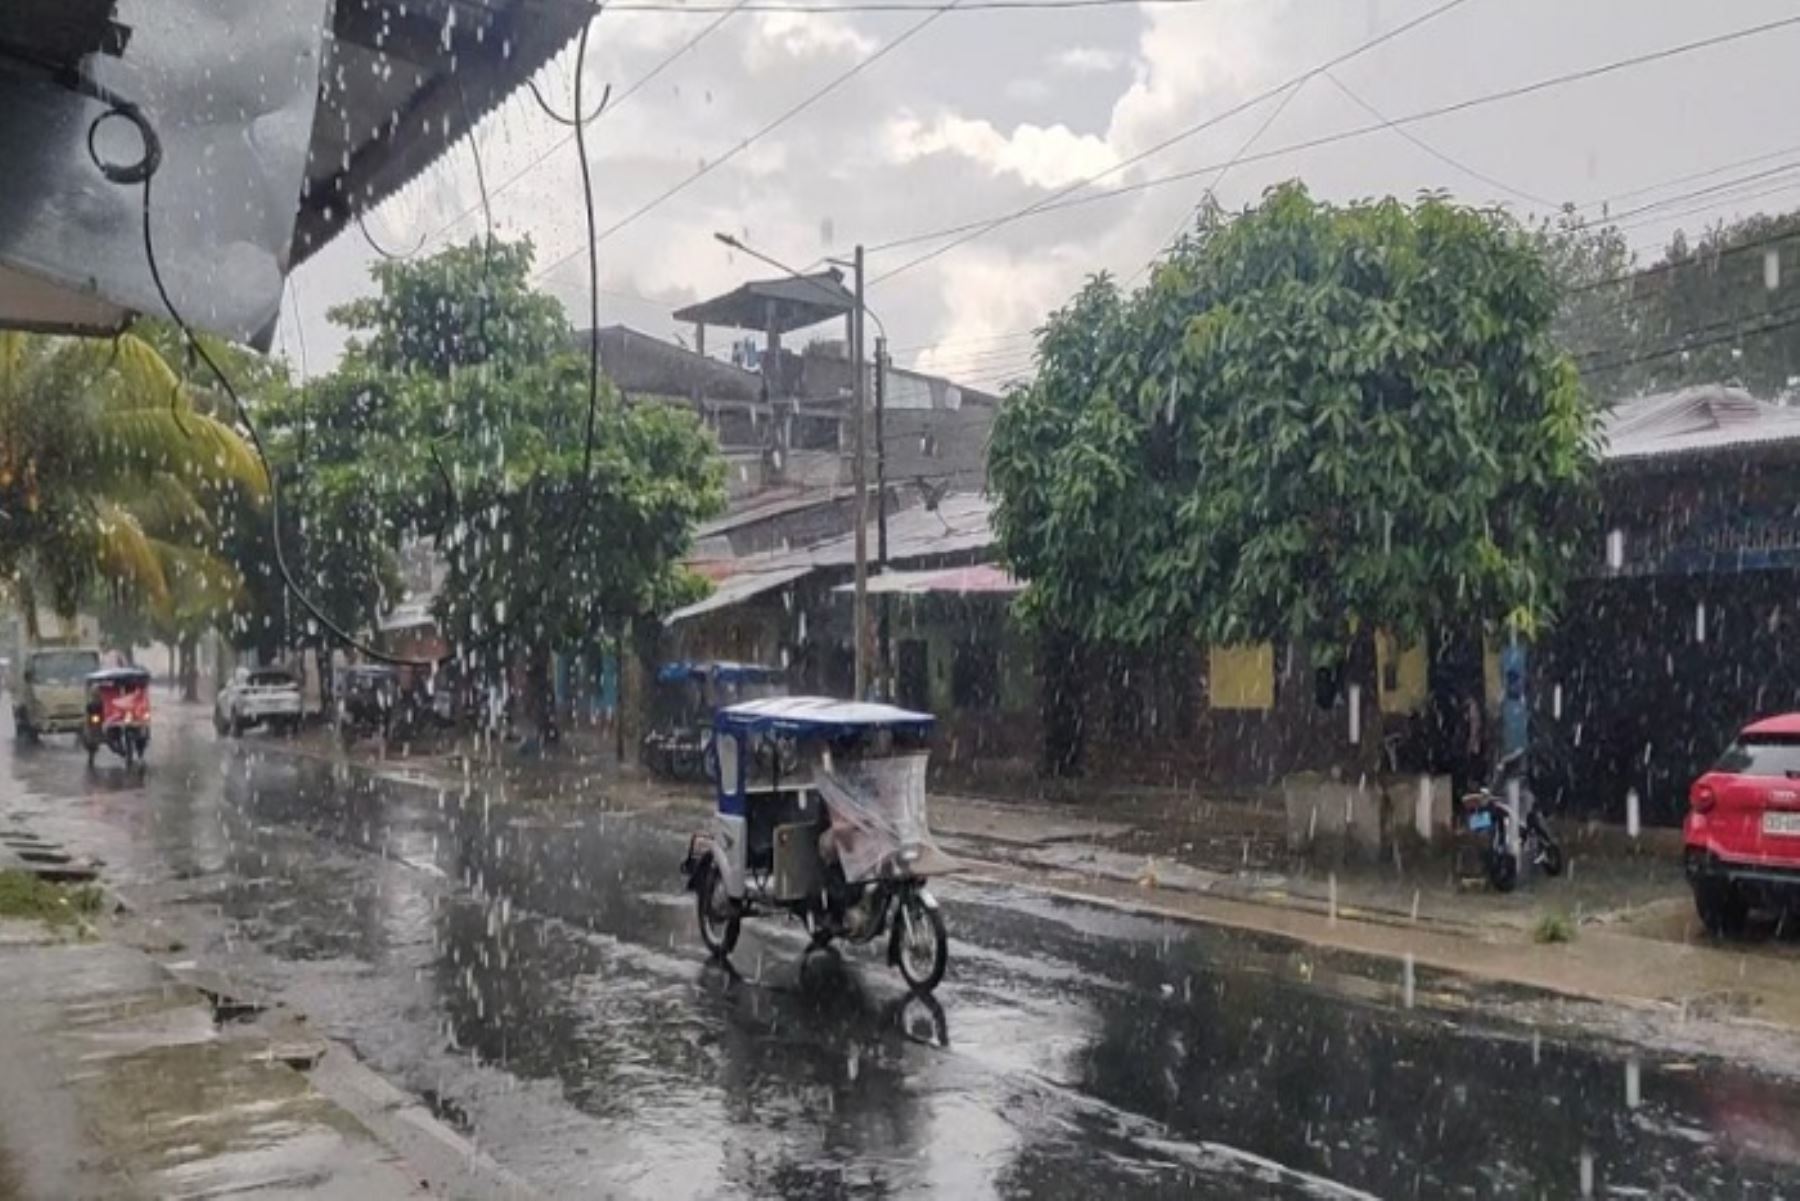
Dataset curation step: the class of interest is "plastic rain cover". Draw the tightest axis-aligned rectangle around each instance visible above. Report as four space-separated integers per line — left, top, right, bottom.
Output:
815 752 938 884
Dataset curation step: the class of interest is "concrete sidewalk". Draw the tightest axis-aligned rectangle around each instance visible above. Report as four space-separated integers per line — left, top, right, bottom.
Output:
0 905 534 1200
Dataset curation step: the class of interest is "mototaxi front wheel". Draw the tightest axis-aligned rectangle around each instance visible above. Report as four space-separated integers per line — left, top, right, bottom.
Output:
893 894 948 993
696 862 741 958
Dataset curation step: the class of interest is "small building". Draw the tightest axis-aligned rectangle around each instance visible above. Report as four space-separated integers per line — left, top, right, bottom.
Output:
1537 385 1800 824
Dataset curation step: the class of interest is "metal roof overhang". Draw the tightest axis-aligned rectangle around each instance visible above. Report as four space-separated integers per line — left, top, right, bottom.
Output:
672 272 854 334
0 0 586 344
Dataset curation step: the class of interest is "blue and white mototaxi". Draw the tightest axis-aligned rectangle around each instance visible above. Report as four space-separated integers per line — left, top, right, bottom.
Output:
680 696 953 993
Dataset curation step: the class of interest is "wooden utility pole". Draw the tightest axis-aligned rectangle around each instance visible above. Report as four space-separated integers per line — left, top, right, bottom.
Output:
852 245 869 699
875 334 890 700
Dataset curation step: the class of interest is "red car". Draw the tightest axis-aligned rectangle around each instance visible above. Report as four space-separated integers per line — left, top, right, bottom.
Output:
1685 713 1800 934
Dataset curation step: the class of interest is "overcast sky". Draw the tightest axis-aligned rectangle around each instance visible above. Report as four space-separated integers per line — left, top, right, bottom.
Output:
282 0 1800 390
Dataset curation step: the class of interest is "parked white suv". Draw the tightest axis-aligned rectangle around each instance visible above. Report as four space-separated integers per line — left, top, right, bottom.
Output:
214 667 303 737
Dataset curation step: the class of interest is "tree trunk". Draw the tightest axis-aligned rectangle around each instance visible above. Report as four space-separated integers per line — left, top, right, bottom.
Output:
1038 627 1086 778
523 642 556 746
178 635 200 702
1345 625 1384 783
18 577 39 641
614 627 627 765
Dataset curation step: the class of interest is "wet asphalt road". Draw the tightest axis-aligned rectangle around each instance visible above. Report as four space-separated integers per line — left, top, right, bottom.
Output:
8 701 1800 1199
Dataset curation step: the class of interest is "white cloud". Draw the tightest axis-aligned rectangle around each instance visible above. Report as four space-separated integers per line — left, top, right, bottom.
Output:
745 12 876 72
1053 46 1125 74
1104 0 1288 161
884 111 1119 190
1005 76 1053 104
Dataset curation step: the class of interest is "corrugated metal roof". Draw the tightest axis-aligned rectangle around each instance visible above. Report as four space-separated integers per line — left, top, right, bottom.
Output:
1602 385 1800 462
671 494 995 621
665 565 812 624
833 564 1020 596
672 272 854 333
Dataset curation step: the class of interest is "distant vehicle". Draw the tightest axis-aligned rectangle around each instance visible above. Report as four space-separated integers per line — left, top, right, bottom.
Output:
81 667 151 767
1686 714 1800 935
214 666 303 737
336 665 399 743
1460 749 1564 891
643 661 786 780
12 646 103 741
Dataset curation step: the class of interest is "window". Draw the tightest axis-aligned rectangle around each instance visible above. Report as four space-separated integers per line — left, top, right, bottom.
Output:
1208 643 1273 711
1713 735 1800 778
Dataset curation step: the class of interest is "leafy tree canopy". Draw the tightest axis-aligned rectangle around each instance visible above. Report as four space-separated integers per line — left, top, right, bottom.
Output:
254 237 725 676
990 184 1600 662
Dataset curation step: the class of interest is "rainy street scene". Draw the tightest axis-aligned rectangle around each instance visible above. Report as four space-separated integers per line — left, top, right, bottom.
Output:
13 2 1800 1199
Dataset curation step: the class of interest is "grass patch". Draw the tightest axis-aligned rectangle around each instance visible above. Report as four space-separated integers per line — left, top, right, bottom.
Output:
1533 910 1577 944
0 870 104 926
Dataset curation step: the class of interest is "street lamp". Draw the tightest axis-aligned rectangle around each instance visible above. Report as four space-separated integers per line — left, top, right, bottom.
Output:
711 232 892 700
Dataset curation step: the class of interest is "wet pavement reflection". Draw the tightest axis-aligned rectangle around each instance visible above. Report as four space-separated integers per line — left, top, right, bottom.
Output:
6 706 1799 1198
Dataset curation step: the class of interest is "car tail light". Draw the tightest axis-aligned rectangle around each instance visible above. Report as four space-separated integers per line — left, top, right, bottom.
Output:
1691 782 1717 813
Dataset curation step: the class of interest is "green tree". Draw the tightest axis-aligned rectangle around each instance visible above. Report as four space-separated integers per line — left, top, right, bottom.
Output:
320 237 724 729
1620 211 1800 398
991 184 1599 771
1529 207 1645 401
0 330 264 644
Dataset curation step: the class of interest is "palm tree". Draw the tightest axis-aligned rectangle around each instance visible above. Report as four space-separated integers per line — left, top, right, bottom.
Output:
0 329 266 640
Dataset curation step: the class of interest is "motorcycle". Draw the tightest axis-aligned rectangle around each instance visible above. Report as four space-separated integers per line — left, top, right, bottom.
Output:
1462 750 1564 892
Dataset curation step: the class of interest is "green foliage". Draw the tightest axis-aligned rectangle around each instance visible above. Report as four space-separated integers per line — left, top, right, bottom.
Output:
328 238 569 378
0 870 104 927
0 328 265 626
1530 208 1644 398
1532 910 1576 944
1623 212 1800 398
991 184 1600 662
263 236 725 677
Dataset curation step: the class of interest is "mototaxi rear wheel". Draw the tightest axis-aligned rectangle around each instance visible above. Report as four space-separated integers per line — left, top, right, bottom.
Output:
696 861 741 958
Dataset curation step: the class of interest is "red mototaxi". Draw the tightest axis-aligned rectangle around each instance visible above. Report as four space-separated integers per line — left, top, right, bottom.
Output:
82 666 152 766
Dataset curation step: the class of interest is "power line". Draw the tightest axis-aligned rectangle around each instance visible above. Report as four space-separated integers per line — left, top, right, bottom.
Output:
1580 305 1800 377
1322 69 1558 209
605 0 1215 9
868 10 1800 283
869 0 1476 284
889 327 1038 355
1603 160 1800 228
414 0 753 252
1125 74 1310 288
533 0 963 284
1613 179 1800 243
1566 139 1800 216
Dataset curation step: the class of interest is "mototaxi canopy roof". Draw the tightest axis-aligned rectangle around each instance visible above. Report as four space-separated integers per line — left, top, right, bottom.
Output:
655 661 786 685
712 696 934 740
85 666 152 684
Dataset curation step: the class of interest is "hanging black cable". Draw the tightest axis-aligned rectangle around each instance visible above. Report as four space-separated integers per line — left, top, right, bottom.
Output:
526 76 611 127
